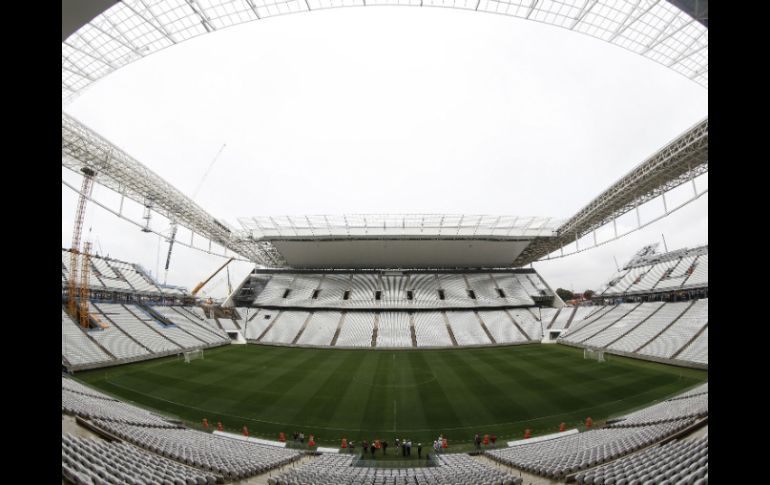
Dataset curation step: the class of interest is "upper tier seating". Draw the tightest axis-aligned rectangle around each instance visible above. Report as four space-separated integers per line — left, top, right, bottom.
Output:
252 272 540 309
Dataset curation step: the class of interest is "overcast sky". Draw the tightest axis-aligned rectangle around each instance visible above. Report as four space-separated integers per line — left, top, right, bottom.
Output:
62 7 708 298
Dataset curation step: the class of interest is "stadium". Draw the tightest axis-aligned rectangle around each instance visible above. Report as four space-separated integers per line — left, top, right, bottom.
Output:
62 1 708 484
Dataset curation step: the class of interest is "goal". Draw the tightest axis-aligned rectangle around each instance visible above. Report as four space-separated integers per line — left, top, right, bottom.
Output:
183 349 204 363
583 348 606 362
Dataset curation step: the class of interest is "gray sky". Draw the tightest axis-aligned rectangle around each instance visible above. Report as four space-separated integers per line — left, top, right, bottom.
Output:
62 8 708 297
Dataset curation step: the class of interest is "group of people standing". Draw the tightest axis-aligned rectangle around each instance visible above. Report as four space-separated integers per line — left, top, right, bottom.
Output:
292 431 305 444
349 438 424 459
473 433 497 449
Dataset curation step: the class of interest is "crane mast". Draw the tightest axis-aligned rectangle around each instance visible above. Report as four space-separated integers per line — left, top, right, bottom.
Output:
67 168 96 319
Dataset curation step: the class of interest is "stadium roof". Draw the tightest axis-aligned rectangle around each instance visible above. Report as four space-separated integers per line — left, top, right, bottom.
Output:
62 0 708 270
239 215 562 268
62 0 707 104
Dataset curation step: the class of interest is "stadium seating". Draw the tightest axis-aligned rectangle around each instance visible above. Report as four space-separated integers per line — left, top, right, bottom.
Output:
597 245 707 297
580 302 665 349
507 309 542 340
605 302 691 354
335 312 376 347
91 420 301 479
92 303 180 353
676 327 708 364
62 377 302 480
296 311 342 346
486 419 695 479
445 311 491 345
62 248 186 296
259 310 310 344
639 299 708 360
251 272 540 309
377 311 413 347
62 433 223 485
478 309 529 344
606 393 708 427
560 299 708 366
152 306 229 343
88 322 149 360
538 307 558 328
413 311 454 347
62 377 177 427
574 436 708 485
272 453 521 485
560 303 639 344
62 309 112 366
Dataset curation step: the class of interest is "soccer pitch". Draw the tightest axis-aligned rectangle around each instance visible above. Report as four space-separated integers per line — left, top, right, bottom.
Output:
76 344 707 446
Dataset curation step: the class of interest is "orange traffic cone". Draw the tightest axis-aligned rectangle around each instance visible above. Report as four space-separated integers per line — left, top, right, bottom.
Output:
202 418 209 429
585 417 593 429
242 426 249 437
524 429 531 439
341 438 348 449
217 421 223 432
559 422 566 432
279 432 286 442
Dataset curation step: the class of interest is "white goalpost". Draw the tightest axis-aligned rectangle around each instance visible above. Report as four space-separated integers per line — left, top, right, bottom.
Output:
583 348 606 362
183 349 204 363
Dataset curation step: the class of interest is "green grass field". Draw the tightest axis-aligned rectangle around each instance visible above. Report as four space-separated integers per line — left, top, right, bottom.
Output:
75 344 706 448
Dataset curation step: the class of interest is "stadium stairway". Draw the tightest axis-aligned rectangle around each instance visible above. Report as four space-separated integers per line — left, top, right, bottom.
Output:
442 312 459 346
504 309 532 340
257 311 282 342
291 312 315 344
329 312 346 347
475 312 498 344
371 313 380 347
561 307 577 329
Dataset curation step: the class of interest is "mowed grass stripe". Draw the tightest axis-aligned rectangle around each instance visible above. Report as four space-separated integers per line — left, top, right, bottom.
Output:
76 344 707 446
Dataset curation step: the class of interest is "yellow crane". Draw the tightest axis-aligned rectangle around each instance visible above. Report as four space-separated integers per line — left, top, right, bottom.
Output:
191 257 236 297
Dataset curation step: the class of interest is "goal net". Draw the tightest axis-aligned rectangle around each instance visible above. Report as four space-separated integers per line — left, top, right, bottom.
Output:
183 349 204 363
583 348 606 362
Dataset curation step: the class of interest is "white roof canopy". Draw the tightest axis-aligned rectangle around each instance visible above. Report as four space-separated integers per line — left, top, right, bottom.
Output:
63 0 707 103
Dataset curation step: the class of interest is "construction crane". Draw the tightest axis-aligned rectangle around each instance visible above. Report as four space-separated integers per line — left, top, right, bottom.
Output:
191 257 235 297
163 143 226 282
68 167 96 320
